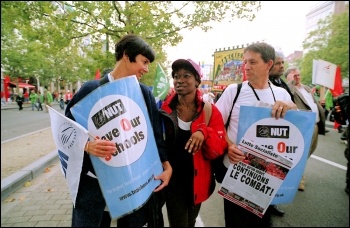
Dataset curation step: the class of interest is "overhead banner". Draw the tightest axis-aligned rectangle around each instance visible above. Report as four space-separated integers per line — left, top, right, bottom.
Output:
213 48 244 84
71 76 163 220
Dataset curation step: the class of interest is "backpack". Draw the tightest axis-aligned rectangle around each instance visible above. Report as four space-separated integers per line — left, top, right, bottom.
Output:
211 83 242 183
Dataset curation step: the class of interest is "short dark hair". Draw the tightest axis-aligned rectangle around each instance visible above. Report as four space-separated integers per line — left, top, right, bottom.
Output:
244 42 275 64
114 34 155 63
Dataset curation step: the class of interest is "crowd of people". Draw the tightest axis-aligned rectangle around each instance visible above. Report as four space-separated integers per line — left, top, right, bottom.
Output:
21 34 345 227
14 89 74 112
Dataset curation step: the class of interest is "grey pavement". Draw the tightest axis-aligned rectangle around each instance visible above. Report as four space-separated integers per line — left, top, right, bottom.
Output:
0 102 345 227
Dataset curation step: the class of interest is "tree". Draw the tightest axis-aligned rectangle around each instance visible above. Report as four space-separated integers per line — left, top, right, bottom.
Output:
1 1 261 86
301 7 349 86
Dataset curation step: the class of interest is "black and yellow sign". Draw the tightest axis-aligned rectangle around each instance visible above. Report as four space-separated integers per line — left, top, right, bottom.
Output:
213 48 244 84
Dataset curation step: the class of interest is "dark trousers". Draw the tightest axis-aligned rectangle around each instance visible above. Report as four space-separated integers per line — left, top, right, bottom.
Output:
17 102 23 110
72 173 164 227
345 125 349 191
165 185 201 227
224 198 272 228
37 102 43 111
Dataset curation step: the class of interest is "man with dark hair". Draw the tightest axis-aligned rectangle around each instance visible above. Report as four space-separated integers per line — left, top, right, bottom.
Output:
269 51 293 102
267 51 291 217
66 34 172 227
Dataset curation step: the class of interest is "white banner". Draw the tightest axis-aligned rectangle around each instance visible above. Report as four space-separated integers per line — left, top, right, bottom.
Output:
47 106 89 207
312 59 337 89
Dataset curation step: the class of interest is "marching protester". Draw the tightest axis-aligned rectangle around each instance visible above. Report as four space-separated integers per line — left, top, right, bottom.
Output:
43 89 53 113
215 42 297 227
65 34 172 227
29 89 38 111
37 90 44 111
65 90 73 105
285 66 326 191
159 59 227 226
16 92 25 110
267 50 293 216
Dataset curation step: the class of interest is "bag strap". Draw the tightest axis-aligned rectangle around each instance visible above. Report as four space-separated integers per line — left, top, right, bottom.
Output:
225 83 242 129
203 101 212 126
99 76 109 86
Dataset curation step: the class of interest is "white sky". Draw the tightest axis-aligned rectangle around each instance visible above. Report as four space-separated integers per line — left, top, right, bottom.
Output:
165 1 318 66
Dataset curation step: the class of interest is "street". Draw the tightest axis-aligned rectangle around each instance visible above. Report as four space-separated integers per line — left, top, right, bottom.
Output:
1 103 64 142
1 105 349 227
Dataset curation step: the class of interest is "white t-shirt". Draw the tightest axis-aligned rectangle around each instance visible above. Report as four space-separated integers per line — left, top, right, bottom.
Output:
215 81 293 168
203 93 214 104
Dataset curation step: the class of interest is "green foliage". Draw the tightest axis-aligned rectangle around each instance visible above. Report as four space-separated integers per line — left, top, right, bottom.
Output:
301 7 349 85
1 1 261 88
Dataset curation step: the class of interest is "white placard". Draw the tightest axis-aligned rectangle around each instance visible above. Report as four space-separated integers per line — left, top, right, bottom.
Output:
312 59 337 89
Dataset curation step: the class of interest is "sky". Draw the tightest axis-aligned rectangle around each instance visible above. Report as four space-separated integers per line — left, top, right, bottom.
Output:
164 1 319 67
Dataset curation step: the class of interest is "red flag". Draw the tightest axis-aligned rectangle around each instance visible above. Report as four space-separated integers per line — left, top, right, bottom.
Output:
330 65 343 97
4 76 10 101
95 69 101 80
241 63 247 81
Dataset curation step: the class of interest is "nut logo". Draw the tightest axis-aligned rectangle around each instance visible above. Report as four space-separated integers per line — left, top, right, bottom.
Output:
58 122 77 150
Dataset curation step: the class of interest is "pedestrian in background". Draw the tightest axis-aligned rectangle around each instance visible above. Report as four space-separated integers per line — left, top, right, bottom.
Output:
159 59 227 227
65 34 172 227
23 90 29 103
37 90 44 111
16 92 25 110
59 92 65 110
215 42 297 227
324 89 334 120
333 92 349 193
202 87 215 104
29 89 38 111
65 89 73 105
43 89 53 112
285 66 326 191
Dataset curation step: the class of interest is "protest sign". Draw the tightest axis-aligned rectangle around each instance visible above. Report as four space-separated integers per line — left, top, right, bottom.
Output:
312 59 337 89
152 63 170 104
219 137 292 217
71 75 163 220
235 106 316 205
47 105 89 207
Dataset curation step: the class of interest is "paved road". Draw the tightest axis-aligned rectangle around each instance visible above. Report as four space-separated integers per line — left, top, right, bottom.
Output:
1 104 349 227
1 102 64 142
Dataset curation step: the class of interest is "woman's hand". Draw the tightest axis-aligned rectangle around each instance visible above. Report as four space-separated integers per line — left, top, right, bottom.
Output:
85 136 116 158
185 131 205 154
154 161 172 192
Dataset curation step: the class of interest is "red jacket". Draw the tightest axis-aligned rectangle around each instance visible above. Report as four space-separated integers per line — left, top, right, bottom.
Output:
160 90 227 205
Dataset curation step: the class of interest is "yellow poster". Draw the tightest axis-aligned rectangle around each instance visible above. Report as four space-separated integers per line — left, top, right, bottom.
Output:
213 48 244 84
